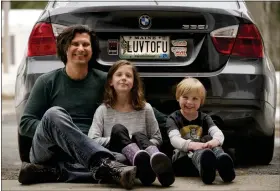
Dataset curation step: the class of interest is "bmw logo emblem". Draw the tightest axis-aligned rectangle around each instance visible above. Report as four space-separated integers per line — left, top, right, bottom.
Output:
139 14 152 29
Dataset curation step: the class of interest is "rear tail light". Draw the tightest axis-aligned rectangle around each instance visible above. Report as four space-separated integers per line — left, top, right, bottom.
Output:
231 24 263 58
211 24 263 58
210 25 238 55
27 22 67 57
28 22 56 56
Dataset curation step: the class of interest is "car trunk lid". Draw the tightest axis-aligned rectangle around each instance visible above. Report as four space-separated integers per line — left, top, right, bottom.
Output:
45 5 254 73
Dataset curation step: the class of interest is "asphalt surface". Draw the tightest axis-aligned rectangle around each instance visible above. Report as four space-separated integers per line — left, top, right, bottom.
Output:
2 175 280 190
1 100 280 180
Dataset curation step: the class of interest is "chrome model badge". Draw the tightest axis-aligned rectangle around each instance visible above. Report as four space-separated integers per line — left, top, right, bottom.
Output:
139 14 152 29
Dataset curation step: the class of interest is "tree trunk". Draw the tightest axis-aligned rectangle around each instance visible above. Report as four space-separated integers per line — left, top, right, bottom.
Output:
246 2 280 70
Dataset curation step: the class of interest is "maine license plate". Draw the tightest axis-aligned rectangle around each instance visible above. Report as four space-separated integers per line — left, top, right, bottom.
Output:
119 36 170 60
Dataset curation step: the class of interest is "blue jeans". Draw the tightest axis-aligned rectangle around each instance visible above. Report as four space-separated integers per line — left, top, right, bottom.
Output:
29 106 114 182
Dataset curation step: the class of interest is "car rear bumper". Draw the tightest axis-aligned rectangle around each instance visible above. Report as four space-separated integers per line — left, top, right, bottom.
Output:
202 101 275 136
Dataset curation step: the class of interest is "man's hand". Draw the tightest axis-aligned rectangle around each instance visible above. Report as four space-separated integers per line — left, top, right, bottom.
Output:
188 142 206 151
203 139 220 149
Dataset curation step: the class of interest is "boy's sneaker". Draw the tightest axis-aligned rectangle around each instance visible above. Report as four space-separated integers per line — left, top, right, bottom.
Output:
200 149 217 184
192 149 216 184
216 153 236 182
92 158 137 190
18 162 59 184
212 147 235 182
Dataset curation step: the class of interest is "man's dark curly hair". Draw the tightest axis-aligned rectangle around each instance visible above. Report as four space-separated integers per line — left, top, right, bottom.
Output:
56 25 100 69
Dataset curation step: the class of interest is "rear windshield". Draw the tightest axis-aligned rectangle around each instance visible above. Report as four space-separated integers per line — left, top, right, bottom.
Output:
158 1 239 10
53 0 239 10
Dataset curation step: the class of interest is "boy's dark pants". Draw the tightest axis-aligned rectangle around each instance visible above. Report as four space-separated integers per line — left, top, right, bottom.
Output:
172 147 225 176
172 149 200 177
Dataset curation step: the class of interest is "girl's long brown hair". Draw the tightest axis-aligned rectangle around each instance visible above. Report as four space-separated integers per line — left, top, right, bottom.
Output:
103 60 146 110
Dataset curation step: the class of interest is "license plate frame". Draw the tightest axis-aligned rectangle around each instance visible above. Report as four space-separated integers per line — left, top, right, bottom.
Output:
119 36 170 60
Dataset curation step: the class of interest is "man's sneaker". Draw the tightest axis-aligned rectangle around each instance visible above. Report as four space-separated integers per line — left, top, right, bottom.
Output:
92 158 137 190
18 162 59 184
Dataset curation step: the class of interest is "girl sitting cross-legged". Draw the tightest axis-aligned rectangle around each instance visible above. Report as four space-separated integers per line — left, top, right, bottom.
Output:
88 60 175 187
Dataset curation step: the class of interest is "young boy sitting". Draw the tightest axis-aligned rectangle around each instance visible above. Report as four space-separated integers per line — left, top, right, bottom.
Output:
166 77 235 184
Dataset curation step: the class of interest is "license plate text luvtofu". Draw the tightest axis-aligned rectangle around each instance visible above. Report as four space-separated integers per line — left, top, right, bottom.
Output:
126 40 168 53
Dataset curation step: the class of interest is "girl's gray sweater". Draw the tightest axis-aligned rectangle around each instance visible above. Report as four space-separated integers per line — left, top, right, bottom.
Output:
88 103 162 148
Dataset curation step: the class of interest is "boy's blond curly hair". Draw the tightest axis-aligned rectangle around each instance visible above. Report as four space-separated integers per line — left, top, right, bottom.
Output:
176 77 206 105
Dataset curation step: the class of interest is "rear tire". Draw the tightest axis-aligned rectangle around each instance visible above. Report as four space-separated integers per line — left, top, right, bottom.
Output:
18 132 32 162
235 131 275 165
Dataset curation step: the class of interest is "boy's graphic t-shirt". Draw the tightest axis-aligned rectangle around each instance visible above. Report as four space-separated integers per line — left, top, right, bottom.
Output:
166 110 215 142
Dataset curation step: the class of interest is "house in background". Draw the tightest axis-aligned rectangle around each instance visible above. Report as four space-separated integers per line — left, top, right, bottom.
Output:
1 9 43 67
2 9 43 97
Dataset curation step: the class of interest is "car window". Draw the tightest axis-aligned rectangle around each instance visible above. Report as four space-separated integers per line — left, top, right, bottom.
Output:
52 0 239 10
157 0 239 10
53 0 70 8
53 0 157 8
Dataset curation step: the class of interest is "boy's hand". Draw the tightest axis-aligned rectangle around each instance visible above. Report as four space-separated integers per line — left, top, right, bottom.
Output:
203 139 220 149
188 142 206 151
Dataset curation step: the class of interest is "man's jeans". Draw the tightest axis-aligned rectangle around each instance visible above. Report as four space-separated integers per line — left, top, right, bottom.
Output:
29 106 114 182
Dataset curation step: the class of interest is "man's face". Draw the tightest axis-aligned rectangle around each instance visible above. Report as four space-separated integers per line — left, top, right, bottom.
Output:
66 33 92 66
